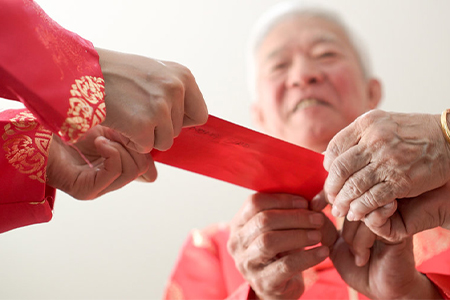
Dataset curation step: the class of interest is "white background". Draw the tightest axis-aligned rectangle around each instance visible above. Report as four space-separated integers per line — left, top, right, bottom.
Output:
1 0 450 299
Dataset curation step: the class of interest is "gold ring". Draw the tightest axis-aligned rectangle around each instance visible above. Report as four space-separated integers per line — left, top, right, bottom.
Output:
440 109 450 145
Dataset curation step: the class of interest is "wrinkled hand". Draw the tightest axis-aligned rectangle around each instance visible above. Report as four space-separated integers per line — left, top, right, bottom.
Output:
324 109 450 221
363 181 450 243
311 192 374 267
331 220 441 299
227 193 337 300
46 125 155 200
97 48 208 153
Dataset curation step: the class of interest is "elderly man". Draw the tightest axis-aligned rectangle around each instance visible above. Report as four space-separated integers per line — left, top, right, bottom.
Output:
163 2 450 299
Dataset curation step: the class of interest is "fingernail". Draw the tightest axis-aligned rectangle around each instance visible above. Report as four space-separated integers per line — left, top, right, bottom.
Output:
384 202 395 209
355 255 366 267
307 230 321 242
331 205 342 217
347 210 355 221
312 194 321 202
310 213 324 226
293 197 308 209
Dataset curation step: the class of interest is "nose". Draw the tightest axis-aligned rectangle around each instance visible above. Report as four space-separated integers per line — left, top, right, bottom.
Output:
286 57 324 88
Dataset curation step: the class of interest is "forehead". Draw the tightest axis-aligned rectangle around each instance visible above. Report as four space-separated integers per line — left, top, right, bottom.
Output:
257 15 355 59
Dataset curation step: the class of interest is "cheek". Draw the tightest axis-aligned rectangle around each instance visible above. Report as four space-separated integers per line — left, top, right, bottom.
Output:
259 77 286 108
329 66 368 118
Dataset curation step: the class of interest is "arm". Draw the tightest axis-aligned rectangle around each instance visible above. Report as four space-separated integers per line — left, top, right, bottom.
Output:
0 0 105 143
0 108 55 233
1 108 152 233
0 0 208 153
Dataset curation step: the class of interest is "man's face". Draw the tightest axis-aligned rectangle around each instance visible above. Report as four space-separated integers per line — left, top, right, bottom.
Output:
253 15 381 152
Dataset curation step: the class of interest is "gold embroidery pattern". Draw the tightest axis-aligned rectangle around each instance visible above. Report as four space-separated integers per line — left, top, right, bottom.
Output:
2 111 52 183
60 76 106 143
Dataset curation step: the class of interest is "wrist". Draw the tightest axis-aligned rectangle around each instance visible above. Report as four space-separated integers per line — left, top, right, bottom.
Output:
400 272 442 299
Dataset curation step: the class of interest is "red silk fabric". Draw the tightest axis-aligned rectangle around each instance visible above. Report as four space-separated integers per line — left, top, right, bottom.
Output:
0 0 105 143
0 0 104 233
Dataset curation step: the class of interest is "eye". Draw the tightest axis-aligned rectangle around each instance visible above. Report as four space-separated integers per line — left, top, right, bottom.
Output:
318 51 337 58
272 62 289 70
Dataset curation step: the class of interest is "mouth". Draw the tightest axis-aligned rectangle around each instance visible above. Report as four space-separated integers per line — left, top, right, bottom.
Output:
292 98 324 113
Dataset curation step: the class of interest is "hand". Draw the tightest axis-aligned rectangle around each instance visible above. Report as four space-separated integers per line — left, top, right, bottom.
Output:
227 193 337 300
324 109 450 221
363 181 450 243
46 125 155 200
311 192 375 266
97 48 208 153
331 221 442 299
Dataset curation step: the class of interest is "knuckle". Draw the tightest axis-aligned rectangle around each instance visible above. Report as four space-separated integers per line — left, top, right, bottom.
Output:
254 212 271 231
330 158 352 180
166 76 185 98
358 190 382 211
248 194 264 211
276 257 296 276
357 109 385 127
255 233 275 258
226 238 237 255
343 176 366 198
391 174 412 198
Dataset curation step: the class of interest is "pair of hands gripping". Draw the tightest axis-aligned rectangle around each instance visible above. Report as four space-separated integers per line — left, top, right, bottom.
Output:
46 49 208 199
228 192 440 300
324 109 450 243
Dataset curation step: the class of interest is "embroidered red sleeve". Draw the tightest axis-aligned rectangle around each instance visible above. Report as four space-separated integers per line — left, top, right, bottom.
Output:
0 108 55 233
0 0 105 143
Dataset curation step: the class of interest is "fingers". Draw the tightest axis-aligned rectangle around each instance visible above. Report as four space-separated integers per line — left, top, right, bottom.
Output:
77 136 122 199
136 155 158 182
345 182 401 221
325 145 372 208
245 230 324 265
342 220 376 267
99 51 207 154
96 137 153 196
362 201 397 230
233 193 309 228
320 214 339 248
325 147 372 205
237 209 325 249
310 191 329 212
323 112 367 171
176 64 208 127
250 246 329 290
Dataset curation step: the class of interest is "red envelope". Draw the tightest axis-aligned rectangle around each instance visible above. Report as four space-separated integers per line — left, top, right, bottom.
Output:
152 115 327 200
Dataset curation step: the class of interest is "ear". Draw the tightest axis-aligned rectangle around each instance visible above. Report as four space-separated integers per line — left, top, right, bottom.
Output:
251 102 265 131
366 78 382 109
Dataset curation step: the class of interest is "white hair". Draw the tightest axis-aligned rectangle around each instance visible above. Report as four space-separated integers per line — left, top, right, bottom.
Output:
247 0 373 102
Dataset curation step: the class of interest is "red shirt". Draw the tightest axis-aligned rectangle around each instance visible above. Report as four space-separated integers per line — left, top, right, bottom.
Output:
0 0 105 233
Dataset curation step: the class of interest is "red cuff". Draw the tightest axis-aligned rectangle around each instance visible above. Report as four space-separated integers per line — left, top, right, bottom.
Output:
0 186 56 233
